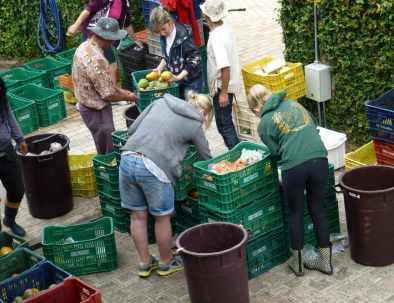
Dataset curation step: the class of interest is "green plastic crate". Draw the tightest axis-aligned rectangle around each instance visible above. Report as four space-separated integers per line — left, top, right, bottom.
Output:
198 173 279 212
25 56 70 88
175 196 200 218
0 231 29 257
100 205 130 234
0 247 45 284
9 84 66 127
194 141 279 211
55 48 76 74
93 153 119 184
111 130 129 165
199 45 208 94
4 79 19 91
7 95 39 135
200 191 283 238
132 70 179 112
113 38 135 88
41 216 118 276
175 145 198 200
0 67 45 87
246 226 287 279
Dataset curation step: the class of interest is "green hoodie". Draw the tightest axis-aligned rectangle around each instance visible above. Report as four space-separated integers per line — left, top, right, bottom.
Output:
258 91 327 170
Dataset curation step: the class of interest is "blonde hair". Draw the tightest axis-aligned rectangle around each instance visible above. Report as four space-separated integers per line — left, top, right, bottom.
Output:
246 84 272 113
149 6 174 34
188 91 213 130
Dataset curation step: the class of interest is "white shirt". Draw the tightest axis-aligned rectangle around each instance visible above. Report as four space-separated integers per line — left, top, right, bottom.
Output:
166 26 177 57
207 23 240 96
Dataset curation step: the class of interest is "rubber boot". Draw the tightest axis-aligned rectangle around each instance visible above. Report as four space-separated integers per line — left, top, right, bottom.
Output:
288 249 304 277
3 200 26 237
304 245 333 275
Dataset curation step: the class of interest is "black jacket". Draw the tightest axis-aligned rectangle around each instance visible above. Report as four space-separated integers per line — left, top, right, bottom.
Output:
160 22 202 83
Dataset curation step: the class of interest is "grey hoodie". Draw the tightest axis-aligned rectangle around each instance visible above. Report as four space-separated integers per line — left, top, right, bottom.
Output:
122 94 211 184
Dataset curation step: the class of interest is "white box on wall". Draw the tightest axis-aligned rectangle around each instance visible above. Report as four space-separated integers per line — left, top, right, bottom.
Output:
305 63 331 102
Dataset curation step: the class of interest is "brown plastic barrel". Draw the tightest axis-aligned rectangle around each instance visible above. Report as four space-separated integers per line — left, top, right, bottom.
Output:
175 222 249 303
122 104 140 128
18 133 73 219
337 165 394 266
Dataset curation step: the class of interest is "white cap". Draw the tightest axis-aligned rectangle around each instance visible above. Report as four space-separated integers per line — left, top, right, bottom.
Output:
200 0 228 22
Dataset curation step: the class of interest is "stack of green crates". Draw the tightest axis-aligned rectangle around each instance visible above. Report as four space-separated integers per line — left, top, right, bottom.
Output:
199 45 208 94
0 67 46 88
41 216 118 275
8 83 66 127
112 37 135 88
93 153 130 233
132 70 179 112
281 163 341 248
194 141 287 279
7 94 39 135
174 146 198 200
111 130 129 165
24 56 70 88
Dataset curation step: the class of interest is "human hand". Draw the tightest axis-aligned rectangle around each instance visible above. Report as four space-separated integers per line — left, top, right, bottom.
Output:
67 24 79 36
153 67 162 76
219 91 229 107
126 92 138 103
167 74 182 82
18 142 28 155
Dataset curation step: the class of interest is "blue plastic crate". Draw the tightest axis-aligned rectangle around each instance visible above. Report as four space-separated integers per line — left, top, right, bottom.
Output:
143 0 161 28
0 261 71 303
365 89 394 143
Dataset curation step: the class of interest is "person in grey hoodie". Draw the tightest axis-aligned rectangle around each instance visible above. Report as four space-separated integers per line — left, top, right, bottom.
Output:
119 92 213 278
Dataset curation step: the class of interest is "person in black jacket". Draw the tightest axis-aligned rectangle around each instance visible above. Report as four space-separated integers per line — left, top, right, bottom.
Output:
150 6 203 100
0 77 28 236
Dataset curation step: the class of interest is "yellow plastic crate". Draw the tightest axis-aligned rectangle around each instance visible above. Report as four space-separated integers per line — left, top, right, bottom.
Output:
241 57 306 100
69 153 98 197
233 101 261 143
344 141 377 170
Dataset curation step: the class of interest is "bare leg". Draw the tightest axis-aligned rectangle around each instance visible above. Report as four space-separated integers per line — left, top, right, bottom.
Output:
131 210 150 264
155 214 172 264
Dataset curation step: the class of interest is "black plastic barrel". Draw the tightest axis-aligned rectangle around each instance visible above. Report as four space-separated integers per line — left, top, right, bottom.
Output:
122 104 140 128
18 134 73 219
337 165 394 266
175 222 249 303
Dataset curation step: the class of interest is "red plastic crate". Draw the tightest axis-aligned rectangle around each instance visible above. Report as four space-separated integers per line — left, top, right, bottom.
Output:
24 277 101 303
373 139 394 166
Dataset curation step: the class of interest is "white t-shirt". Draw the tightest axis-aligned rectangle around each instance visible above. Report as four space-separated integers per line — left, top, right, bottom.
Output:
166 26 177 56
207 23 240 96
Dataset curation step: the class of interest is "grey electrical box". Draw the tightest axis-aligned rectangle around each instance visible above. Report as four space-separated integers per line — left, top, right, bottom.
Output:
305 63 331 102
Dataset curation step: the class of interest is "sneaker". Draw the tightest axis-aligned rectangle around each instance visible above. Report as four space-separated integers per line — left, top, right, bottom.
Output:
157 256 184 276
138 255 159 278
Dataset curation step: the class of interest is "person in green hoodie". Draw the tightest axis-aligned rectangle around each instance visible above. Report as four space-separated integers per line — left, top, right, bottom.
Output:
247 84 333 277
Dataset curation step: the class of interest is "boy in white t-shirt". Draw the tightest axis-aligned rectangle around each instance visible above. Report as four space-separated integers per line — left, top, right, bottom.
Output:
201 0 240 149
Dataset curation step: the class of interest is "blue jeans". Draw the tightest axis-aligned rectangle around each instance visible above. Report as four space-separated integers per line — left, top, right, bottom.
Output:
180 74 203 100
213 88 240 149
119 155 174 216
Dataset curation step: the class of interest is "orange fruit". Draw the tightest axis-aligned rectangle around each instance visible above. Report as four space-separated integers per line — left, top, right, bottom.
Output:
0 246 13 256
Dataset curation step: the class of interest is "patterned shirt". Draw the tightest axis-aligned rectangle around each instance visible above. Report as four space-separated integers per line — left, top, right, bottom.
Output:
72 40 115 110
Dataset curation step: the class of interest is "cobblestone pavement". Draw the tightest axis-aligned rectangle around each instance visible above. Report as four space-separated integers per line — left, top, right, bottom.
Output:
1 0 393 302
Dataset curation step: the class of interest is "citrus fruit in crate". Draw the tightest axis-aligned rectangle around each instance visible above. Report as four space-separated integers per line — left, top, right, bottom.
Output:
0 246 13 256
159 71 172 82
145 71 159 81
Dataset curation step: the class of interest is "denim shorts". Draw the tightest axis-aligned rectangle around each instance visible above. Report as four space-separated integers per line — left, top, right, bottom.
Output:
119 154 174 216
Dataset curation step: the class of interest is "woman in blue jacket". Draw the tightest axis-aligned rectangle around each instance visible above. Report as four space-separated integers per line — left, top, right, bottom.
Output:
149 6 203 100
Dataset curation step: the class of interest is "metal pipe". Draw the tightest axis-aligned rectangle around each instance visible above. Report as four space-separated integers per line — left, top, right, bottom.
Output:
314 3 319 63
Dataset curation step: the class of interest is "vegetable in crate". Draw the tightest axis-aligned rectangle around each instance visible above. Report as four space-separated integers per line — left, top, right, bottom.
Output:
247 84 333 277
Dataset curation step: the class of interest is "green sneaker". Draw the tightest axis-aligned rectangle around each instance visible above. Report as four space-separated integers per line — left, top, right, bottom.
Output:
138 255 159 277
157 256 184 276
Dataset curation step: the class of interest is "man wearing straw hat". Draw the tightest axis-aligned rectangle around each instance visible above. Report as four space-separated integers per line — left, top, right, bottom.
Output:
201 0 240 150
72 17 138 154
